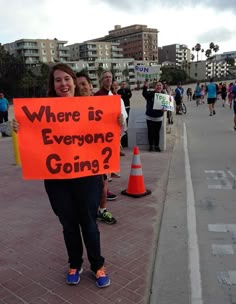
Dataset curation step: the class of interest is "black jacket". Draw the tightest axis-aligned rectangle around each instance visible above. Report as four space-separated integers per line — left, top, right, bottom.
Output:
142 87 164 118
117 88 132 108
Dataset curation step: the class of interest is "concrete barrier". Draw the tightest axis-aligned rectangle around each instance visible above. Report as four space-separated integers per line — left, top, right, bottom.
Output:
127 107 166 151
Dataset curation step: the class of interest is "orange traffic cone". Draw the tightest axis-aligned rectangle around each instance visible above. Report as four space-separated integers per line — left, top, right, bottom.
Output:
121 146 151 197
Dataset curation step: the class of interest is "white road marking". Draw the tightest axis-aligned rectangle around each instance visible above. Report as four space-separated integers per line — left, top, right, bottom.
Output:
217 271 236 285
208 224 236 234
205 170 232 189
212 244 234 255
184 123 203 304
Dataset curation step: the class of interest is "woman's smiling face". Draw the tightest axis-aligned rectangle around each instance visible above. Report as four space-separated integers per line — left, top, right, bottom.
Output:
54 69 76 97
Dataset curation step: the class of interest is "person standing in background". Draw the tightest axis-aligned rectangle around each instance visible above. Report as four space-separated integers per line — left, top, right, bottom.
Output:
117 81 132 124
95 70 118 224
162 80 173 125
0 92 10 137
117 81 132 148
142 80 165 152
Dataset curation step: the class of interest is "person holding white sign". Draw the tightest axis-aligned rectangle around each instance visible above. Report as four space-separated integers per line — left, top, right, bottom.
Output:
142 81 165 152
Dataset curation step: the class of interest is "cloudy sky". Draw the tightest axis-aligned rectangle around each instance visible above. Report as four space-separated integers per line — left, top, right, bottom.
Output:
1 0 236 56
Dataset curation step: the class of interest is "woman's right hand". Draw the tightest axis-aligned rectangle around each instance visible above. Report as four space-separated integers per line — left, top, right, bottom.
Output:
12 118 20 133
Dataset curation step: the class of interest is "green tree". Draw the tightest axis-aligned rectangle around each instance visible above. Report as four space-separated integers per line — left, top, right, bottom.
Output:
19 70 37 97
35 63 50 96
0 44 27 97
160 66 187 85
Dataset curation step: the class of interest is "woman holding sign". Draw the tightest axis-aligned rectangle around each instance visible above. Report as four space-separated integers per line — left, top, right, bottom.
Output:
142 81 165 152
13 64 110 288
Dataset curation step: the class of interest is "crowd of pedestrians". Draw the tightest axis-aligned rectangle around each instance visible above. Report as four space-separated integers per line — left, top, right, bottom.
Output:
186 79 236 128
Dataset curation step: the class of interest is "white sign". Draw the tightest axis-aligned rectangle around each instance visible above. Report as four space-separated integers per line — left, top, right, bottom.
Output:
135 65 160 81
153 93 175 111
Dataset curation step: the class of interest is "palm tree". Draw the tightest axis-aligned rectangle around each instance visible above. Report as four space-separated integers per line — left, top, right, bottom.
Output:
209 42 215 52
201 48 204 60
209 43 219 77
213 44 219 57
192 43 203 61
205 49 212 59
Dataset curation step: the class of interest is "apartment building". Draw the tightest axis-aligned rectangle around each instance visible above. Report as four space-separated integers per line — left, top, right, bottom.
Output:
215 51 236 62
158 44 190 67
88 24 159 61
187 59 229 81
3 38 70 66
65 58 136 89
67 41 123 61
65 58 160 90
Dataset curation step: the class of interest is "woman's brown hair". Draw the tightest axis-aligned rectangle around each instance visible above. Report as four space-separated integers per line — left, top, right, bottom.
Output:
47 63 79 97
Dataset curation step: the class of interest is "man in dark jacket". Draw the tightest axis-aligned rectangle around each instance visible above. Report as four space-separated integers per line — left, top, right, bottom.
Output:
117 81 132 124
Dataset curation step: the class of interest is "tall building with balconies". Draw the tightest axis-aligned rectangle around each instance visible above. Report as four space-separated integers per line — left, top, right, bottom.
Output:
3 38 70 66
158 44 190 66
87 24 159 61
67 41 123 61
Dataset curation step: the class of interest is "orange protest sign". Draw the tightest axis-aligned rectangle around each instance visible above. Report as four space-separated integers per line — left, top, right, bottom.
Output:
13 95 121 180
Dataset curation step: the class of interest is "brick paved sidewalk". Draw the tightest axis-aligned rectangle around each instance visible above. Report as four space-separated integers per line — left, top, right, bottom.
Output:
0 129 175 304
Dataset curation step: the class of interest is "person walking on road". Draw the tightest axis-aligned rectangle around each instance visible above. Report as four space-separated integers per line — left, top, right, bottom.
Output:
206 78 217 116
221 83 227 108
13 63 111 288
231 81 236 130
174 82 184 115
194 82 201 106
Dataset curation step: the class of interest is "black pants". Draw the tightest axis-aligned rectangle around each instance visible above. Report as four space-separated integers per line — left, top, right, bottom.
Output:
146 119 162 147
0 111 9 135
44 175 104 272
0 111 8 123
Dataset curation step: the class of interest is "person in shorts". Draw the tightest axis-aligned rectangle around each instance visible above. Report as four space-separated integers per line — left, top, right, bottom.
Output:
206 78 217 116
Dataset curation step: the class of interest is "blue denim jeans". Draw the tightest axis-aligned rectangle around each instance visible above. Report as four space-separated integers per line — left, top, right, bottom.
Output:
44 175 104 272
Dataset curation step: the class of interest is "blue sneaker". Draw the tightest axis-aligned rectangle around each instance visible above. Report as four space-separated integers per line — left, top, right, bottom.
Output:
96 266 110 288
66 268 83 285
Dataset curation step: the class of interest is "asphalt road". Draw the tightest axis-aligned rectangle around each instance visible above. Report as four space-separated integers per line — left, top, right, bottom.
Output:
152 97 236 304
